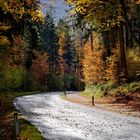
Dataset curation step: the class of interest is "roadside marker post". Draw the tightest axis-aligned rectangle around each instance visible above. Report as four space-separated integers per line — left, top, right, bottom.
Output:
14 112 19 140
92 96 94 106
64 90 67 98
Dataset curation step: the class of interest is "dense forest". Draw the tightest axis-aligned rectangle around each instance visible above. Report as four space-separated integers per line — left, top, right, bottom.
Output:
65 0 140 98
0 0 84 93
0 0 140 95
0 0 140 139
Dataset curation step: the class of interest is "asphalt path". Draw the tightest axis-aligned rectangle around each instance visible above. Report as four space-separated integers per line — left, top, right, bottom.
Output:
14 92 140 140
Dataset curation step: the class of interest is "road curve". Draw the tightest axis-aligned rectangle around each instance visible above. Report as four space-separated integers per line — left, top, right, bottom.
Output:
14 92 140 140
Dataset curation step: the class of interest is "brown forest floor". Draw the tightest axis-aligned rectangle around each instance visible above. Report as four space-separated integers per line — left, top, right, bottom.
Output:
0 98 15 140
0 92 44 140
65 91 140 118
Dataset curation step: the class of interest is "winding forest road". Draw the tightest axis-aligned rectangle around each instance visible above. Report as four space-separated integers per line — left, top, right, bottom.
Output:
14 92 140 140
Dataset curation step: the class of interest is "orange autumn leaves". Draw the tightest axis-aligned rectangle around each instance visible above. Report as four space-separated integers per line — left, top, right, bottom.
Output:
0 0 44 22
82 34 105 84
82 34 120 85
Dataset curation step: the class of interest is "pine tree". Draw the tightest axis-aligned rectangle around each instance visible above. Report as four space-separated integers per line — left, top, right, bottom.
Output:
39 12 59 90
57 19 77 90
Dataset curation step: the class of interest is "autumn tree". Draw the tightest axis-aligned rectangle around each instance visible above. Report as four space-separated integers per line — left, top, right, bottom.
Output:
31 51 49 91
66 0 140 84
82 33 105 85
39 12 59 90
56 18 79 90
0 0 44 92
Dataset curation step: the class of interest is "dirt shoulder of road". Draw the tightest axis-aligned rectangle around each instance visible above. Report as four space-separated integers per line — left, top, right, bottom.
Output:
64 92 140 118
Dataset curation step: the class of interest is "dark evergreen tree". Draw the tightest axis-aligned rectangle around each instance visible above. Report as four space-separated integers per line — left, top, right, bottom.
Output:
38 12 59 90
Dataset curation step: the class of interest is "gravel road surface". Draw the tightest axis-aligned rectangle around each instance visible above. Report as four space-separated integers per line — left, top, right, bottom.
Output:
14 92 140 140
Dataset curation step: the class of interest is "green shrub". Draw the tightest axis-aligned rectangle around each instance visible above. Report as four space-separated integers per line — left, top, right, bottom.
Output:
81 83 113 98
111 81 140 96
0 64 24 92
81 81 140 98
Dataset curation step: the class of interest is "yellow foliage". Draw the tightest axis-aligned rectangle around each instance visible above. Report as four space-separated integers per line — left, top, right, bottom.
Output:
136 0 140 4
0 25 11 31
66 0 136 29
0 35 10 46
58 32 67 55
0 0 44 22
127 48 140 79
82 34 105 84
58 32 67 75
106 47 120 84
30 10 44 22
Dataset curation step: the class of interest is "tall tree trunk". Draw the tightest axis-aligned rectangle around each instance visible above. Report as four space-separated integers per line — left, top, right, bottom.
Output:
139 34 140 53
125 26 129 48
118 24 128 81
102 31 111 56
119 0 140 48
129 20 133 48
90 32 93 51
111 27 118 50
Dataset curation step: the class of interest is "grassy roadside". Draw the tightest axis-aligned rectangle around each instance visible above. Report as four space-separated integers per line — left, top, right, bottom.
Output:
80 81 140 101
0 92 45 140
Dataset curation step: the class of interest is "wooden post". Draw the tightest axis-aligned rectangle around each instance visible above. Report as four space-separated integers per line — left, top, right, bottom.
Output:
14 112 19 140
92 96 94 106
64 76 67 98
64 89 66 98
